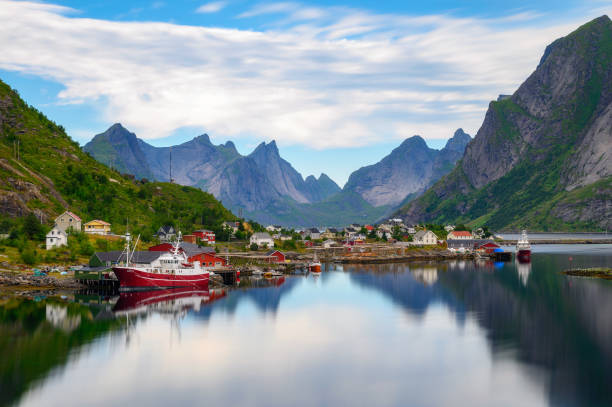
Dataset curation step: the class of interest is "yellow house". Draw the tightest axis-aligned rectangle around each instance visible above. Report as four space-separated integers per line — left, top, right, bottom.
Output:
84 220 111 235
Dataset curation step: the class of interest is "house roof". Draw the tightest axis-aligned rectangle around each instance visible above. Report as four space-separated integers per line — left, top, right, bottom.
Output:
450 231 472 237
414 230 437 239
309 228 320 233
266 249 284 256
85 219 111 226
93 250 162 264
252 232 272 239
157 225 175 235
327 228 338 233
365 225 374 230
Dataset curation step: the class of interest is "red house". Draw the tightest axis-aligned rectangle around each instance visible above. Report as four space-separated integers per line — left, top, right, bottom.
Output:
193 229 216 245
266 250 286 263
190 252 227 267
364 225 374 231
477 241 500 254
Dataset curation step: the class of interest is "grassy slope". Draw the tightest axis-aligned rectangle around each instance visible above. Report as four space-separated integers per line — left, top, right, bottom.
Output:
0 79 235 237
396 17 612 231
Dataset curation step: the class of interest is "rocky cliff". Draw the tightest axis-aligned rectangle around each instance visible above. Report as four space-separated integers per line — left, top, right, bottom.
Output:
344 129 471 207
395 15 612 230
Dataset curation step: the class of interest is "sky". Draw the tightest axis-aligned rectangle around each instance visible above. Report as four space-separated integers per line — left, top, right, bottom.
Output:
0 1 610 186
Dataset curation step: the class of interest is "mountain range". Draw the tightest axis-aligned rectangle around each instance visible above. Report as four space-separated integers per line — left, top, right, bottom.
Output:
84 124 471 226
394 15 612 231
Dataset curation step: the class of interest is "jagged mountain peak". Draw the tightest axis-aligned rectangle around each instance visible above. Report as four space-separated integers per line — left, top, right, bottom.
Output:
443 129 471 152
193 133 211 144
251 140 280 156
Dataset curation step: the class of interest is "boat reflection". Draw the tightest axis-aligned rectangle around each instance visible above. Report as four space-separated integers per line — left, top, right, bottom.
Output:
516 259 532 286
113 287 227 317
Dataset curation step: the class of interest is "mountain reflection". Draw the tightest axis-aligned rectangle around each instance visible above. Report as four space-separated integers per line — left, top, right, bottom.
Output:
347 256 612 407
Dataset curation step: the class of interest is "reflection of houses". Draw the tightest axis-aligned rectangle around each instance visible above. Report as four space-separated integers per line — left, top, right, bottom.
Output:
46 227 67 250
46 304 81 331
411 267 439 286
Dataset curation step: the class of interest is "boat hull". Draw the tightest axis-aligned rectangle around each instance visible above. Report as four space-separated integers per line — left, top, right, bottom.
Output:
309 264 321 273
112 267 209 291
517 249 531 261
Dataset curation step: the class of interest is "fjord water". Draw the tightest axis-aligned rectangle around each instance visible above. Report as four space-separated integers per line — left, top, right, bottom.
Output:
3 246 612 407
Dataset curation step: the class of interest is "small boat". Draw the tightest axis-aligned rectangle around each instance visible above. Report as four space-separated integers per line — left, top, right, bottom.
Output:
309 252 322 273
112 232 210 291
516 230 532 261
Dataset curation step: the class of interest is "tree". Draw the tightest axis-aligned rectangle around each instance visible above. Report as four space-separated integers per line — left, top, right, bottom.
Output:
22 213 44 240
250 243 259 251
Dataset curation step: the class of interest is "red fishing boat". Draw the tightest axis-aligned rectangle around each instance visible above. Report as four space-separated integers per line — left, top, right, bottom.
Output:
112 232 210 291
516 230 532 261
309 251 322 273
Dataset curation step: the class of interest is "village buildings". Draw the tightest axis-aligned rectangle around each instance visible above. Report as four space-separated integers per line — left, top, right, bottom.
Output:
447 231 473 240
54 211 81 233
250 232 274 248
413 230 438 245
155 225 176 242
84 220 111 235
46 227 67 250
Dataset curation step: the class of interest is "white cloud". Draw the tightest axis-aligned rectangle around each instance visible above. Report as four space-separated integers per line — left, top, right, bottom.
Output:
196 1 227 14
0 0 607 148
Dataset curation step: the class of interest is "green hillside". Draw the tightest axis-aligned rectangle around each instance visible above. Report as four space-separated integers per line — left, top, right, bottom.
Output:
0 79 235 239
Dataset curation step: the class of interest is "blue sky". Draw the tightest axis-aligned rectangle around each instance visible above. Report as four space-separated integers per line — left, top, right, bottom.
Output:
0 0 609 186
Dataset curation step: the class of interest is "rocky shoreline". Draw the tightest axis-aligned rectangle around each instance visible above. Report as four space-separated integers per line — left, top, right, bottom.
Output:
0 271 86 290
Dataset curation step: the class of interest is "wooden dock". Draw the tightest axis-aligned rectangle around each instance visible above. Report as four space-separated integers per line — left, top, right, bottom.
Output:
74 268 119 291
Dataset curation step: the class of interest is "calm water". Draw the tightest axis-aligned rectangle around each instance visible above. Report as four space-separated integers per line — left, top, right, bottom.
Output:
498 232 612 240
2 245 612 407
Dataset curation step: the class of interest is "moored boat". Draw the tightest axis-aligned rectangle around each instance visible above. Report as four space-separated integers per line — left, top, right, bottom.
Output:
309 252 322 273
112 232 210 291
516 230 532 261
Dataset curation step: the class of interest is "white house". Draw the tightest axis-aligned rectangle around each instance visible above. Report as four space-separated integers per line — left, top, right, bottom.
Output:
376 229 391 240
444 225 455 232
266 225 282 233
46 227 67 250
406 227 417 234
307 228 321 240
250 232 274 248
447 231 472 240
413 230 438 245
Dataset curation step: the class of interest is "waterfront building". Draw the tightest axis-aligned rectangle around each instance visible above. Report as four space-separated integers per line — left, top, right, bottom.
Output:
447 231 472 240
266 250 286 263
413 230 438 245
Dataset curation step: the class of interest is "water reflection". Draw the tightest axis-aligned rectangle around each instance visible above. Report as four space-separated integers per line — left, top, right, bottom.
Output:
1 248 612 407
